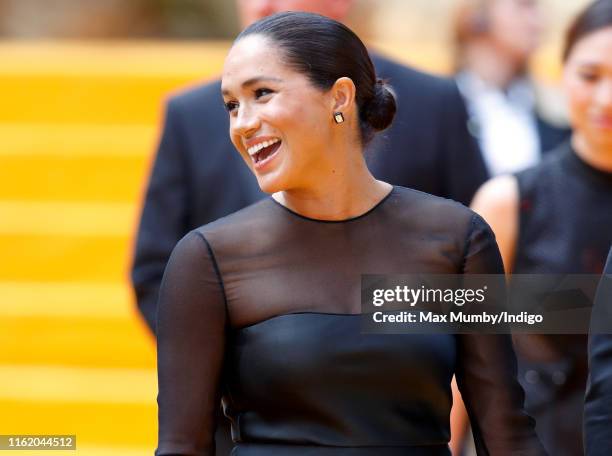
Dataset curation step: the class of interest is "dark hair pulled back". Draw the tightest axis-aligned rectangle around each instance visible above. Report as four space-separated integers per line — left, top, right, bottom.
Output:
563 0 612 62
236 12 396 145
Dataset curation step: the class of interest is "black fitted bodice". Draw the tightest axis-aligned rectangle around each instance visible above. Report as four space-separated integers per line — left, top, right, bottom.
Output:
225 314 455 454
156 186 543 455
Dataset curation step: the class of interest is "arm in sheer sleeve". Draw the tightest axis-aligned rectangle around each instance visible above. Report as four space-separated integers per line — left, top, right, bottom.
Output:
456 214 546 455
156 230 227 456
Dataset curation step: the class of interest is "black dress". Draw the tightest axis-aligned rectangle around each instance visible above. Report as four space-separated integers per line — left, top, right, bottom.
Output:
156 186 543 456
513 142 612 456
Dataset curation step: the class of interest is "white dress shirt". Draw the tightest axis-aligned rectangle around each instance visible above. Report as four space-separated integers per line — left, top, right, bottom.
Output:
456 71 541 177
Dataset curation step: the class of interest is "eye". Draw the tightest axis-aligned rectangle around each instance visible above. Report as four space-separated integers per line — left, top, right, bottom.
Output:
578 71 599 83
254 88 273 99
224 100 239 113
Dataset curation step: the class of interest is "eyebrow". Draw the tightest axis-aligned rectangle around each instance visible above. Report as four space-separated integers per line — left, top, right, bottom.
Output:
222 76 283 96
573 59 603 68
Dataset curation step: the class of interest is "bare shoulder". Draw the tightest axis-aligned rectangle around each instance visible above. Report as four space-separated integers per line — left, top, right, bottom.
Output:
470 175 519 223
470 175 520 273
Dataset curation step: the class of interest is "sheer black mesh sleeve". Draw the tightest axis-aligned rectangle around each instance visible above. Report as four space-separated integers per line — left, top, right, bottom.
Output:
156 231 227 456
456 214 546 455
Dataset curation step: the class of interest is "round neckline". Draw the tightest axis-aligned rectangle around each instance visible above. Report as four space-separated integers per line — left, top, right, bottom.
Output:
562 142 612 189
270 186 396 223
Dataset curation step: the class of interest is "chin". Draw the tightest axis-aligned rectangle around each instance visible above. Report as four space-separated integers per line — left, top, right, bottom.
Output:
597 138 612 152
588 128 612 146
255 174 287 195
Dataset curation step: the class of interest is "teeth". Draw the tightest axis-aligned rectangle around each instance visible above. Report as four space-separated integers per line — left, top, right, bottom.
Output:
247 138 280 156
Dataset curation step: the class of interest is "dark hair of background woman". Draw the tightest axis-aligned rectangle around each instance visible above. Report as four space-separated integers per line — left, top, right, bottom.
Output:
563 0 612 61
237 11 397 145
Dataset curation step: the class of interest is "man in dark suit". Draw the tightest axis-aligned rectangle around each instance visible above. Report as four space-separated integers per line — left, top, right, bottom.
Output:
585 248 612 456
133 1 485 453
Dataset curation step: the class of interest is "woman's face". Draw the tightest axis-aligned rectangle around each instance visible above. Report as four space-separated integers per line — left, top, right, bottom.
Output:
564 26 612 152
488 0 543 63
221 34 337 194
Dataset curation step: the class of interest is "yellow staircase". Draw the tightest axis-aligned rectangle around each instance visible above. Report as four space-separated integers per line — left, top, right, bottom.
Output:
0 41 229 455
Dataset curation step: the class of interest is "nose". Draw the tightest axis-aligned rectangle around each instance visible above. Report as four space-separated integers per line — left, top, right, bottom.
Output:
595 78 612 108
232 104 260 141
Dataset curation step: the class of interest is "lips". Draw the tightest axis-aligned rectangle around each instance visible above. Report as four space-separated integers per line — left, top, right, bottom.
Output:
591 114 612 129
252 140 281 164
245 137 282 170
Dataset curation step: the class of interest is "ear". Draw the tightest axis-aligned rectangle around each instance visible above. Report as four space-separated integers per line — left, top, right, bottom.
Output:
330 77 356 116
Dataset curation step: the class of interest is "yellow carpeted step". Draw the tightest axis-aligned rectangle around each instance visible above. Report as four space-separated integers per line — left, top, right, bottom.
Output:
0 399 156 450
0 123 157 202
0 41 230 76
0 365 156 449
1 234 129 281
0 41 229 124
0 73 184 124
0 445 153 456
0 281 155 367
0 315 155 368
0 153 150 202
0 201 136 236
0 124 156 157
0 281 134 318
1 201 136 281
0 365 156 404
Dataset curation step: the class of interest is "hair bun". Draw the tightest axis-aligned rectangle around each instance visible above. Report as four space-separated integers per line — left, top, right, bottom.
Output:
363 79 397 132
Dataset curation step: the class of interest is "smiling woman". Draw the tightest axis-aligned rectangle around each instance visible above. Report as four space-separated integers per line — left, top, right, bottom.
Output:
155 11 545 456
220 12 395 208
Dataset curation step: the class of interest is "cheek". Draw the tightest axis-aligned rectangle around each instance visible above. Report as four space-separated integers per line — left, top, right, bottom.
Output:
566 80 593 123
229 129 241 152
264 101 328 144
262 103 297 130
229 127 249 161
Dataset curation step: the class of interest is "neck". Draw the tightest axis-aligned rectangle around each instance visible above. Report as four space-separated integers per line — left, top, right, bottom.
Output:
572 134 612 173
462 43 525 89
273 149 391 221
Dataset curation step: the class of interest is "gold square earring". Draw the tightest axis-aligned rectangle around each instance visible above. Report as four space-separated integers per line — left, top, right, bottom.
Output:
333 112 344 124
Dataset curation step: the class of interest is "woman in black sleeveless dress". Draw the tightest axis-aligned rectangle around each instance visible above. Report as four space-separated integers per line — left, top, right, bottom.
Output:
155 12 543 456
471 2 612 454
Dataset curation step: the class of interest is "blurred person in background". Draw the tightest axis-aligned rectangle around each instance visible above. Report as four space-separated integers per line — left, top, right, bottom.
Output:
585 248 612 456
470 1 612 453
452 0 570 177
